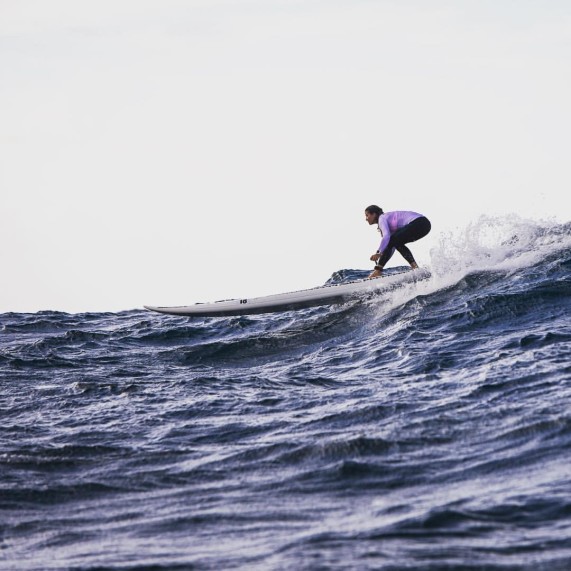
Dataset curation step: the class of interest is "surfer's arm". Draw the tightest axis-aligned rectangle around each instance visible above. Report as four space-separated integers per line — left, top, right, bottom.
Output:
377 216 391 254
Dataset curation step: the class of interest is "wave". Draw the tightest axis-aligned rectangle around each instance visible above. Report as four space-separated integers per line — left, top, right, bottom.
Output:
1 218 569 373
1 218 571 570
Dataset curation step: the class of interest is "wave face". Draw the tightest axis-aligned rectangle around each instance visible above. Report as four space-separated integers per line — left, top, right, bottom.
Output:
2 217 571 570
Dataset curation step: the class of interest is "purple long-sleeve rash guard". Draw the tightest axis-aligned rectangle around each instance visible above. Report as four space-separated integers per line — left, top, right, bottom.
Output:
377 211 423 253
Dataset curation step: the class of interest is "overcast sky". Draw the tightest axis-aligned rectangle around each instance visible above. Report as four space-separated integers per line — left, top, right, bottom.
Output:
1 0 570 313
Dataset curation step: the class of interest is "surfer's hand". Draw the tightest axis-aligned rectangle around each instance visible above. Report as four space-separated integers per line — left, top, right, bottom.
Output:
370 253 380 262
368 269 382 279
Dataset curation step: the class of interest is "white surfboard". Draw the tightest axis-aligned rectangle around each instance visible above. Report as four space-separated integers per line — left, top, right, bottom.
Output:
144 269 429 317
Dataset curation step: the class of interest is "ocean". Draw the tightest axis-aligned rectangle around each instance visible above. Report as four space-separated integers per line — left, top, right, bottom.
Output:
2 217 571 570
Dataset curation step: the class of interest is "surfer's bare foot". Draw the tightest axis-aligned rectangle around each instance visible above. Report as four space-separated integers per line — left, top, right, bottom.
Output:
368 269 382 279
410 262 418 269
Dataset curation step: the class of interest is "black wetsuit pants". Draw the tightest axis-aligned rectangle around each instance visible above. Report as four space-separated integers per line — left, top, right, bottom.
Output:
377 216 431 268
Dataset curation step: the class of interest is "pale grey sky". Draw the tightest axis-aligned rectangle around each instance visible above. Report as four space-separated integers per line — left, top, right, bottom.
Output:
1 0 570 312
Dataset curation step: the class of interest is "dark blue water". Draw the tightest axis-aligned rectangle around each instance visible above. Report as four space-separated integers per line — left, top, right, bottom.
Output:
2 218 571 570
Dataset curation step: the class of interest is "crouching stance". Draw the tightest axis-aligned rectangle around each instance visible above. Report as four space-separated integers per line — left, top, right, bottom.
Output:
365 205 431 279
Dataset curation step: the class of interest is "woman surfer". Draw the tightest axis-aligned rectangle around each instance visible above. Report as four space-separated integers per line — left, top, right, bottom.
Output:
365 205 431 279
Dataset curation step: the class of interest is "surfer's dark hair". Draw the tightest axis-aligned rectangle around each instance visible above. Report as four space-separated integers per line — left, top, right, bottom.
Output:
365 205 383 216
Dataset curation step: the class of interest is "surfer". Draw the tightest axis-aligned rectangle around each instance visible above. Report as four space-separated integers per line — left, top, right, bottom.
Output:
365 205 431 279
